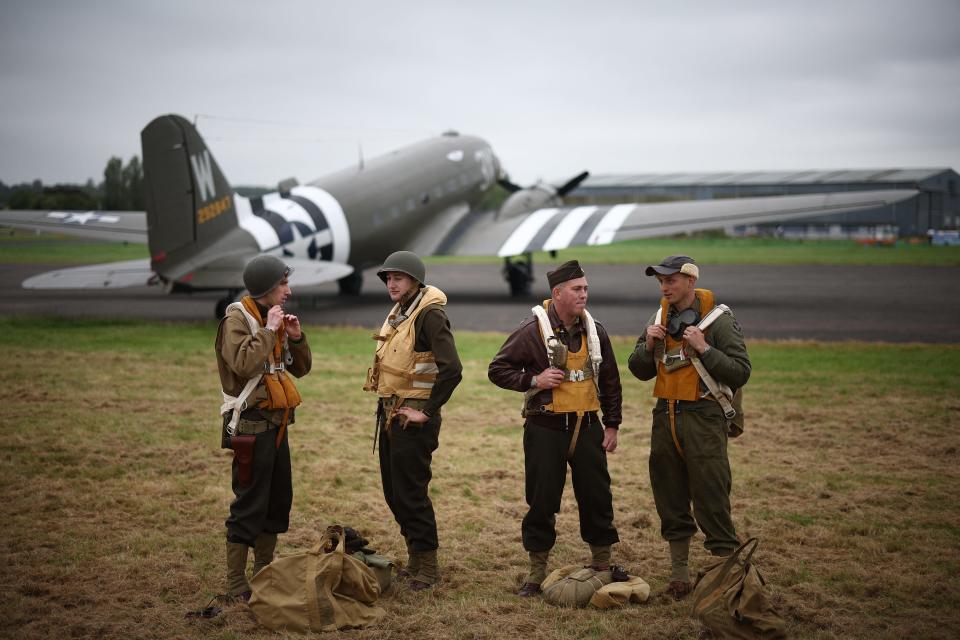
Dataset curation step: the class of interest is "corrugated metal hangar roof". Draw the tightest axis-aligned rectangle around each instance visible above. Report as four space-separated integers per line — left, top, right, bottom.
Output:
583 168 949 188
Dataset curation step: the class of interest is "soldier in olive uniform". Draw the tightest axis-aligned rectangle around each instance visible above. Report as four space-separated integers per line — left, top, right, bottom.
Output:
627 255 750 599
364 251 462 591
216 254 312 601
488 260 623 597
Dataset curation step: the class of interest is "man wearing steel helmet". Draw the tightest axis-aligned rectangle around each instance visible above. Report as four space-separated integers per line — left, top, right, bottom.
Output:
215 254 312 601
628 255 750 599
364 250 462 591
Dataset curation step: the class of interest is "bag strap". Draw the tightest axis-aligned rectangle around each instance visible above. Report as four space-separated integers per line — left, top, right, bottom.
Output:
691 537 760 609
689 357 737 419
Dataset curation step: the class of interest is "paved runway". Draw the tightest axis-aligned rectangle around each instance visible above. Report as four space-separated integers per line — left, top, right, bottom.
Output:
2 262 958 342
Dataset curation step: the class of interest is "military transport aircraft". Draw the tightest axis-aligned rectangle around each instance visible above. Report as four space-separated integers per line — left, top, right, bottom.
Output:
0 114 916 316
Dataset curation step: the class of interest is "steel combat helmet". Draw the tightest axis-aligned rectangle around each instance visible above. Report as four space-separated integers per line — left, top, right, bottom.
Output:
243 254 294 298
376 250 426 284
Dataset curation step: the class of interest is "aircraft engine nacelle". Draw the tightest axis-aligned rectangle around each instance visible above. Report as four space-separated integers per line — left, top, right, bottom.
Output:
497 184 563 219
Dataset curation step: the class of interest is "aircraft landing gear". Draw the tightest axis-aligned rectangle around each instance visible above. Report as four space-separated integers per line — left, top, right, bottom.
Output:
502 253 534 297
338 271 363 296
215 289 241 319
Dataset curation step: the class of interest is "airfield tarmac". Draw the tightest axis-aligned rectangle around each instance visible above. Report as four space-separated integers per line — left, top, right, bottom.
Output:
2 262 958 342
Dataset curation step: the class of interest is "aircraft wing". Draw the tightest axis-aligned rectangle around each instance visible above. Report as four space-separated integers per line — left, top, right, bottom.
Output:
21 254 352 291
428 189 919 257
0 209 147 243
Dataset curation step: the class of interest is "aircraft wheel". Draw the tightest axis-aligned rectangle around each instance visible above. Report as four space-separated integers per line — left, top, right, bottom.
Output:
503 254 533 297
338 272 363 296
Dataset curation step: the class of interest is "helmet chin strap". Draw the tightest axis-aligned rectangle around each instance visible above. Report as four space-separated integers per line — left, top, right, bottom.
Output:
389 287 425 328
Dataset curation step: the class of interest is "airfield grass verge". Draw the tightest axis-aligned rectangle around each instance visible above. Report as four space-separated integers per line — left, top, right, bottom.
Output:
0 228 148 264
4 227 960 266
1 318 958 639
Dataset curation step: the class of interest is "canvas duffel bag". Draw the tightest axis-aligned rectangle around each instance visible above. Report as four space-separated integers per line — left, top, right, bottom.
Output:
248 525 385 632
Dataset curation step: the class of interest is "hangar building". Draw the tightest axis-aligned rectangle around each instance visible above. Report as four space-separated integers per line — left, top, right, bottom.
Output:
569 168 959 238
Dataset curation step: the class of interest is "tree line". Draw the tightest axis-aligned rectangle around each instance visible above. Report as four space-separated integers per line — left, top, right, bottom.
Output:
0 156 144 211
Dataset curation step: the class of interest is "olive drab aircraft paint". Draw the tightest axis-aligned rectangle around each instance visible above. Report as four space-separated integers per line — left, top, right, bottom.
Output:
0 113 918 316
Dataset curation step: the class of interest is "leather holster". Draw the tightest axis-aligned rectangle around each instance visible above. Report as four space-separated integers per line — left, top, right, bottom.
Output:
230 434 256 488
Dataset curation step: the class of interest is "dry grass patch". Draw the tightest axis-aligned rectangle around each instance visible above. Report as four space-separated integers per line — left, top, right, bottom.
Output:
1 319 958 639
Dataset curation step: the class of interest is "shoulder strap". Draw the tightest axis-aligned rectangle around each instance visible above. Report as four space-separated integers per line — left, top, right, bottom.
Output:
219 302 265 436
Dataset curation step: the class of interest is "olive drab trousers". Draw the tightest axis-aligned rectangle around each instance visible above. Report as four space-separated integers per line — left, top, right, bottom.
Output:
648 398 739 554
378 416 441 552
225 428 293 546
522 412 620 552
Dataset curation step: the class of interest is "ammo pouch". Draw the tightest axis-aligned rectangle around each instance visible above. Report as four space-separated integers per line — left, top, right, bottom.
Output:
230 434 256 488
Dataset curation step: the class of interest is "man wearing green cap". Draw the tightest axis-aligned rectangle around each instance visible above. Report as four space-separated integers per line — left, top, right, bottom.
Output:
488 259 623 597
628 255 750 599
215 253 312 601
364 250 462 591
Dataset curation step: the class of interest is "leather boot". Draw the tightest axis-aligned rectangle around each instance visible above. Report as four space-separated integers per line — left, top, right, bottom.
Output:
589 544 611 570
519 550 549 596
226 542 251 600
665 538 692 600
253 532 277 576
409 549 439 591
397 540 421 580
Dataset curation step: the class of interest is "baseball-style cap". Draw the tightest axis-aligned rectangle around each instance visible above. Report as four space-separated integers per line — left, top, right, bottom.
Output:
644 255 699 278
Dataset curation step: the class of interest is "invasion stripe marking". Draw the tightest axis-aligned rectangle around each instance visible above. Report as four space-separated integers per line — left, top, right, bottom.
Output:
587 204 636 246
497 208 560 257
283 193 330 232
234 194 279 250
523 208 569 253
542 206 598 251
263 197 315 232
568 207 609 247
251 198 293 245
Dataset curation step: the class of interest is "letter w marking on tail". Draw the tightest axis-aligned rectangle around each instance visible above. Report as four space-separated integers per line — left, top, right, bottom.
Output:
190 151 217 202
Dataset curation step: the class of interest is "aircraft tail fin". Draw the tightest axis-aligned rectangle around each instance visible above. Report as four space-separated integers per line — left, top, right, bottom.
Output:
141 114 239 271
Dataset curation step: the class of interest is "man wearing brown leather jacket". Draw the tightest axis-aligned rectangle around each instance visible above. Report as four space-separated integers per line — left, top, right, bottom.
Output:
488 260 622 597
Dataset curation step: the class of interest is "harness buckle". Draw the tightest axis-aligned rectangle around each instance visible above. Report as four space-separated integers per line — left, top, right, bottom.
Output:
265 362 285 374
567 369 585 382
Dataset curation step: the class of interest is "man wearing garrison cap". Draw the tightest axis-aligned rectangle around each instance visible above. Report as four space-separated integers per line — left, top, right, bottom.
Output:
628 255 751 599
488 260 623 597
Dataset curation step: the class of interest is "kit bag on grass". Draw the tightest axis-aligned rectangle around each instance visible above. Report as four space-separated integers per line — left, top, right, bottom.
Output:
248 525 385 632
541 565 650 609
542 566 615 608
690 538 787 639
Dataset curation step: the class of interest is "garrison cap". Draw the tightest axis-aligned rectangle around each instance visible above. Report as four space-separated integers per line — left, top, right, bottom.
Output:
547 259 586 289
645 255 699 278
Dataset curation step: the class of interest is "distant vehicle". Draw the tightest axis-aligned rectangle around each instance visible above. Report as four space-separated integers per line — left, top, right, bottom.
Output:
0 114 917 316
930 230 960 246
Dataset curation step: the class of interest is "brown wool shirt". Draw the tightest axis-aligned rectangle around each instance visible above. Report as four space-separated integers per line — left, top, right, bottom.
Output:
409 302 463 417
487 304 623 429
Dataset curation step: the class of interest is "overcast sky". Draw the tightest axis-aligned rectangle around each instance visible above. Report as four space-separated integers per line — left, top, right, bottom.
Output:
1 0 958 187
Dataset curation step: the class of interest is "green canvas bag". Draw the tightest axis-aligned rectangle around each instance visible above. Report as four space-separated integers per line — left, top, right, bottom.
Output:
690 538 787 639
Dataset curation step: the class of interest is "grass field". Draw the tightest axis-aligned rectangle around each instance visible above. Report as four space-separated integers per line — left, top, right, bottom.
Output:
1 317 958 639
4 227 960 266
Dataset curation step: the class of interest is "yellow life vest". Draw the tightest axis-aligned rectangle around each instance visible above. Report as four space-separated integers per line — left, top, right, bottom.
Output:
539 300 601 416
240 296 302 411
653 288 715 401
364 286 447 402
